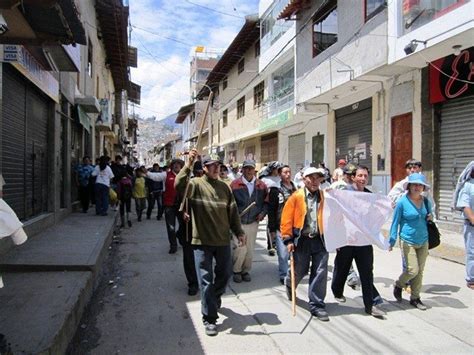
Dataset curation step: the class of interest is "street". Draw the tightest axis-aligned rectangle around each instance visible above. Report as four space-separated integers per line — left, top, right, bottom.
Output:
68 213 473 354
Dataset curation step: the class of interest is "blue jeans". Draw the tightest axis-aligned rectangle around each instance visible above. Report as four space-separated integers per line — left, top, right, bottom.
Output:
464 224 474 284
95 183 109 215
275 231 289 281
194 245 232 323
286 236 328 313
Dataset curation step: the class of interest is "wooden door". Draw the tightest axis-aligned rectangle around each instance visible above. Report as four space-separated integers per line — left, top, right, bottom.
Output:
391 113 412 186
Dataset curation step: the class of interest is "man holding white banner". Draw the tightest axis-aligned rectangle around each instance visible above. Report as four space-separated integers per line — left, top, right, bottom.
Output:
328 166 392 318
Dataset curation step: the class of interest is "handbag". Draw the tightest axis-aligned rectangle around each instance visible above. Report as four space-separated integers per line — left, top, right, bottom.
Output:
424 198 441 249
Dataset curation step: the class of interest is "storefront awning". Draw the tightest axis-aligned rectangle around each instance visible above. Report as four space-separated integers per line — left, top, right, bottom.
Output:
77 106 91 133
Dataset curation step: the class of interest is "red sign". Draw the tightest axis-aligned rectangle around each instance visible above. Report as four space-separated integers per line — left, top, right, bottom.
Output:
429 46 474 104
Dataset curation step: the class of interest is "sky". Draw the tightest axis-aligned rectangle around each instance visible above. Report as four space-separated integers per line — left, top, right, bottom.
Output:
129 0 260 120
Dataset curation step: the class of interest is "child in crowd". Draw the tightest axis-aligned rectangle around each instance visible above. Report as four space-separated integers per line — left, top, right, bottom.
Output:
133 167 147 222
117 173 133 228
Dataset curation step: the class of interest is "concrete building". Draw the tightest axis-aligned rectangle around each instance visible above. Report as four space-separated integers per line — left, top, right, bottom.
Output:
0 0 138 246
280 0 473 232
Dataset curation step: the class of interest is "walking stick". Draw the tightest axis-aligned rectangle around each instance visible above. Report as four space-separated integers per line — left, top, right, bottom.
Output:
179 91 214 213
290 251 296 317
239 201 256 218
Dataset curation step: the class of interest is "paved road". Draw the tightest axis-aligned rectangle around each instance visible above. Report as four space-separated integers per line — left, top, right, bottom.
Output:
69 213 474 354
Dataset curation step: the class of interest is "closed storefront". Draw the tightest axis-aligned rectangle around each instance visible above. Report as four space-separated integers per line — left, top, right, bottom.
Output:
288 133 305 176
335 98 372 183
260 132 278 164
438 95 474 225
1 64 50 220
430 48 474 227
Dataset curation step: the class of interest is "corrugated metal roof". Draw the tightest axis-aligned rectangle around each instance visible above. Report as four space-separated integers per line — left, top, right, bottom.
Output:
175 103 195 124
277 0 311 20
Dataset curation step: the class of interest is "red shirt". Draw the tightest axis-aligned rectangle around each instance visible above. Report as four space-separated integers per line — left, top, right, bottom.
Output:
163 171 178 207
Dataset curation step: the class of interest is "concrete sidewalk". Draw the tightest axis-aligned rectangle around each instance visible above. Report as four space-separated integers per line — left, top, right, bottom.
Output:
0 210 117 354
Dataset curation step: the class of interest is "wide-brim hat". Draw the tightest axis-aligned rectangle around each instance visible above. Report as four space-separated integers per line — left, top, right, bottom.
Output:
303 167 326 178
403 173 430 190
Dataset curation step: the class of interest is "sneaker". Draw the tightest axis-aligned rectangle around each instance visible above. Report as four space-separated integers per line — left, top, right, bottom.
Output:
410 298 427 310
334 295 346 303
169 246 177 254
268 248 276 256
467 283 474 290
241 273 251 282
393 285 402 302
233 273 242 283
312 309 329 322
204 321 218 336
369 306 386 318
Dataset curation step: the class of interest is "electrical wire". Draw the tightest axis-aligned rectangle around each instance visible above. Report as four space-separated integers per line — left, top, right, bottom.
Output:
184 0 244 19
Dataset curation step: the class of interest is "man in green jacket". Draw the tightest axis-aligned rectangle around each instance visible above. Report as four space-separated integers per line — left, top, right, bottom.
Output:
175 148 246 336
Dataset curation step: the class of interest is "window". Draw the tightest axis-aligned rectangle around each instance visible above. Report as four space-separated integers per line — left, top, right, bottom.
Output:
237 96 245 119
255 40 260 58
238 58 245 74
223 77 228 90
254 81 264 108
260 0 292 52
87 39 93 77
365 0 385 20
312 5 338 58
402 0 469 35
222 109 228 127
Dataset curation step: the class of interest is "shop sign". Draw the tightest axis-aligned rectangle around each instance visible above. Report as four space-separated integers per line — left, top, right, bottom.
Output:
429 46 474 104
0 45 59 102
259 109 293 131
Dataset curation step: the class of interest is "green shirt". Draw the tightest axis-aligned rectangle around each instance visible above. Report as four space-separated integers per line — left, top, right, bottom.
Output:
175 166 244 246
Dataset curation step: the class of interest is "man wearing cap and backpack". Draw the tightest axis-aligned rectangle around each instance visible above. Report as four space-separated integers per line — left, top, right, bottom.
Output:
332 159 347 183
280 166 330 321
230 159 268 283
175 149 245 336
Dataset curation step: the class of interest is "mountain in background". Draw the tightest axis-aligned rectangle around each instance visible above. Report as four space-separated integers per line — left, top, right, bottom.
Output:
158 112 179 131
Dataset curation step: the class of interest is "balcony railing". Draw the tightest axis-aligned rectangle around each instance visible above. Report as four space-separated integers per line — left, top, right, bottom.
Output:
260 91 294 120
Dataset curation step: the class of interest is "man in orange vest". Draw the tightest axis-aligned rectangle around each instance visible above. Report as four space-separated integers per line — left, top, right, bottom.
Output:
280 167 329 321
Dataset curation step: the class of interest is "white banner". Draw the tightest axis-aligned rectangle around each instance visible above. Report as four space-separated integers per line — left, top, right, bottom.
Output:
323 189 392 252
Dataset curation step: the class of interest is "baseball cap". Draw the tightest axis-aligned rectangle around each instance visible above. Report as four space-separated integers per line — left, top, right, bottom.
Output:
338 159 347 165
303 167 326 178
242 159 256 168
343 164 357 175
202 154 222 166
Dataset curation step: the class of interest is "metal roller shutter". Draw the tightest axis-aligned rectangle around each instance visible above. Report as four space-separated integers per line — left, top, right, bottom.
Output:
2 65 27 220
438 95 474 225
1 64 50 220
288 133 305 176
336 99 372 184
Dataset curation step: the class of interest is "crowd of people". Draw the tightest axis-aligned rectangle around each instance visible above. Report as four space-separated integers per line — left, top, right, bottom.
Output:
74 152 474 337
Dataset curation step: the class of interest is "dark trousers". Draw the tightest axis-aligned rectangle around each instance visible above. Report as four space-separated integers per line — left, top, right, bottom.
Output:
120 198 131 223
147 191 163 219
178 215 197 290
286 236 328 313
135 197 146 220
95 183 109 215
331 245 380 313
194 245 232 323
79 185 90 212
164 206 182 249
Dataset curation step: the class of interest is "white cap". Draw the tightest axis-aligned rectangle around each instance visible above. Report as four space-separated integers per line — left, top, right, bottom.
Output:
303 167 326 178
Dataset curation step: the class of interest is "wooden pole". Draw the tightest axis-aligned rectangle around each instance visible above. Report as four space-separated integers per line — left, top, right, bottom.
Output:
239 201 256 218
179 91 214 212
290 251 296 316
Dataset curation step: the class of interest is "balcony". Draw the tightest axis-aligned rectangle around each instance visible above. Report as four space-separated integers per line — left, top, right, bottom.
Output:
259 91 294 131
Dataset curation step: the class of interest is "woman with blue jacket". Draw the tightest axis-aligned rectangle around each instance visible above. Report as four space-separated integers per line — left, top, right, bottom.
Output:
389 173 432 310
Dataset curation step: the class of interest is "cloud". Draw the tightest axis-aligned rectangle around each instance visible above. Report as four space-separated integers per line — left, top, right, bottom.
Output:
128 0 259 119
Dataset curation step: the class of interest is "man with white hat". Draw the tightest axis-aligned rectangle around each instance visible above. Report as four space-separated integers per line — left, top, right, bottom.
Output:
280 166 330 321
